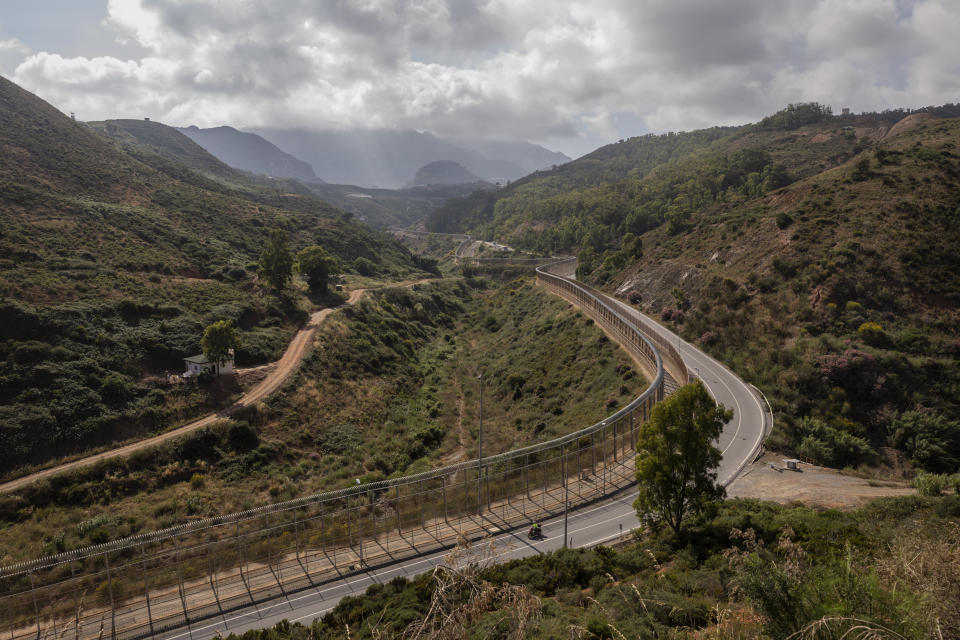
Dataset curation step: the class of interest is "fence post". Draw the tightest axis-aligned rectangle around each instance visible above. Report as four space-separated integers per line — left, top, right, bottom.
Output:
601 425 607 495
347 509 353 559
207 544 225 623
140 545 156 639
104 553 117 640
321 510 326 554
357 509 364 566
542 457 548 509
29 570 40 640
524 454 530 500
395 484 402 536
441 475 448 524
70 561 81 639
419 480 425 528
294 509 301 565
174 540 191 634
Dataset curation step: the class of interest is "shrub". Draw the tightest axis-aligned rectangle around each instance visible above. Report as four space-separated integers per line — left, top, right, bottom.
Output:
913 471 948 496
353 257 376 277
227 421 259 452
699 331 718 346
796 417 874 468
889 411 960 473
175 428 221 462
190 473 205 489
856 321 887 346
775 212 793 229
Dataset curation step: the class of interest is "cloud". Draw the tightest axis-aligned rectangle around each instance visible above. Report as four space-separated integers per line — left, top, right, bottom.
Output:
0 38 32 76
5 0 960 153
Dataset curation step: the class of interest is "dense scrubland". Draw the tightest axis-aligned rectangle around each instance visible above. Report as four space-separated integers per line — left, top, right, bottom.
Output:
0 77 432 477
0 277 642 564
430 104 960 478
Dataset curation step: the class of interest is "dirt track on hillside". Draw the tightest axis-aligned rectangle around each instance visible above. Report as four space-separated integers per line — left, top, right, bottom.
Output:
0 289 371 495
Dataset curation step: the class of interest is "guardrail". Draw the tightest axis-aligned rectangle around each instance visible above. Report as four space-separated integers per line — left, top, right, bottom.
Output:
0 258 683 640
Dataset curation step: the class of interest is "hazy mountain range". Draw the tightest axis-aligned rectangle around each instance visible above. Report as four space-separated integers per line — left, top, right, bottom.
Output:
177 125 322 183
180 125 569 188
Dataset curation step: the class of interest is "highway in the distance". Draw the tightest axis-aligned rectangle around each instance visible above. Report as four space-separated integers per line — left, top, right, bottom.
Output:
157 278 767 640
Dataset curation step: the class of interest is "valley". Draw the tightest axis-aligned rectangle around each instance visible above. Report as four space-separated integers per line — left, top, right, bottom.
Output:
0 67 957 640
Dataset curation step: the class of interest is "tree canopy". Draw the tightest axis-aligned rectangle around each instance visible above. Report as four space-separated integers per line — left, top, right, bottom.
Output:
296 245 339 293
201 319 240 367
634 380 732 535
258 228 294 290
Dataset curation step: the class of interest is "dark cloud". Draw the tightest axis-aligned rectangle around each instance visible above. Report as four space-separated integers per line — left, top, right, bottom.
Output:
6 0 960 156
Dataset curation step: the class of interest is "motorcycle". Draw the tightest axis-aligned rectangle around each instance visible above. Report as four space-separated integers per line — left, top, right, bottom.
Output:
528 525 542 539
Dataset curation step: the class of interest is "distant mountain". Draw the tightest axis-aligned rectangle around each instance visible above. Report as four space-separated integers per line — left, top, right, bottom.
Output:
447 137 570 173
411 160 482 186
248 127 569 188
178 125 321 183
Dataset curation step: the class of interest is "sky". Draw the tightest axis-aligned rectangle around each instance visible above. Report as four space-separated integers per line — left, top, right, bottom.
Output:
1 0 959 158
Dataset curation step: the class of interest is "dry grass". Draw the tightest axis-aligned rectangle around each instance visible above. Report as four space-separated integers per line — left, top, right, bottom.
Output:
876 521 960 639
399 538 542 640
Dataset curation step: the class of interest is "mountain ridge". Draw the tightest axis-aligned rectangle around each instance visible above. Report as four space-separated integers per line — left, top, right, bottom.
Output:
177 125 322 183
248 126 569 188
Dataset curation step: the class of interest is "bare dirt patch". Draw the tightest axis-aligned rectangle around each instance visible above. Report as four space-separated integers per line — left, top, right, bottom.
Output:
235 363 276 390
886 112 935 139
728 451 914 509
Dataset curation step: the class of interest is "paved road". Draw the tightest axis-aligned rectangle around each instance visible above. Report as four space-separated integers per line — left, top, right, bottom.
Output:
606 297 768 487
155 281 767 640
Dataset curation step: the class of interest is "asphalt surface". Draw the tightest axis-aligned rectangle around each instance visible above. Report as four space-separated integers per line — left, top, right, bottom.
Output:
154 284 767 640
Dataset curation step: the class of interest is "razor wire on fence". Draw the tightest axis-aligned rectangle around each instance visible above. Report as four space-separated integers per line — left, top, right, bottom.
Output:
0 258 687 640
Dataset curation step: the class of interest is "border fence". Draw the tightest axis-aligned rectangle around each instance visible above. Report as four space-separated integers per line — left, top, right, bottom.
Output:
0 258 687 640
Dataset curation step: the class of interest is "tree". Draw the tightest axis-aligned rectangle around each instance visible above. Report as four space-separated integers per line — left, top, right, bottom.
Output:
258 228 293 290
296 245 338 293
202 320 240 369
634 380 732 535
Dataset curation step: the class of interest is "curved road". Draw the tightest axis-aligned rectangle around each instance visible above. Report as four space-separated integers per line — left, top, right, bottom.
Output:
154 276 767 640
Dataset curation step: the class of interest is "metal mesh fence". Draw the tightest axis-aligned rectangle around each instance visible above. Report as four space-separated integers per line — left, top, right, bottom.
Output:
0 259 687 640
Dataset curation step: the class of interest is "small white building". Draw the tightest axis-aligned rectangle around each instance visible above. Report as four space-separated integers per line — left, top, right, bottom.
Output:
183 349 234 377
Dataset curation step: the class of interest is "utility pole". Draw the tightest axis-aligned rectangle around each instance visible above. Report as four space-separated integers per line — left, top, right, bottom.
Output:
562 448 569 548
477 371 483 516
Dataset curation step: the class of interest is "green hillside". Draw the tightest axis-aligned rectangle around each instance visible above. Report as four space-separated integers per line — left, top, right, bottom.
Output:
617 114 960 473
431 105 960 474
0 76 429 475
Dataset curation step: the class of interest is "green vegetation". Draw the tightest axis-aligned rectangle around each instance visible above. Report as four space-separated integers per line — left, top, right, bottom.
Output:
0 278 643 564
429 105 960 476
201 319 240 366
220 496 960 639
258 228 295 290
295 245 339 293
635 381 730 534
0 76 430 476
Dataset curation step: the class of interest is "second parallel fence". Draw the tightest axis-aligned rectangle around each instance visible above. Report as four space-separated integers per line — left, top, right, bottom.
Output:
0 258 686 640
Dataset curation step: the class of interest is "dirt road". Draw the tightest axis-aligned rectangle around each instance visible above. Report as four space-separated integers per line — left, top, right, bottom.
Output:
0 289 367 495
728 452 914 508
